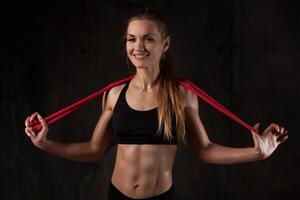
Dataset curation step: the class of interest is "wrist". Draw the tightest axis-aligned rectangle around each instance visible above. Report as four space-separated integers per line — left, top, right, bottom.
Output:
35 139 49 151
253 146 266 161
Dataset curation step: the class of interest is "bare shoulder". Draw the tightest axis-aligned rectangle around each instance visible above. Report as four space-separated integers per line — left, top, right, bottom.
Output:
178 83 198 111
102 83 126 112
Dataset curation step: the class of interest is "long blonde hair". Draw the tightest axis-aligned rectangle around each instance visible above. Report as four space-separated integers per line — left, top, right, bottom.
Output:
124 9 187 146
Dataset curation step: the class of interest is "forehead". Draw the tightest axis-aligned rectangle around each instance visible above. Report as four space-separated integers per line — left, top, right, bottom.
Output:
127 19 161 37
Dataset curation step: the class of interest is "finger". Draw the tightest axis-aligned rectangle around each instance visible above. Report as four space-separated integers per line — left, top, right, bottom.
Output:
255 123 260 132
25 116 30 127
278 134 288 144
279 130 288 137
30 112 39 122
271 128 281 136
25 127 35 138
273 129 281 136
254 123 260 128
274 127 285 136
269 123 280 133
276 130 288 138
37 114 48 127
277 131 288 142
280 126 285 134
25 127 31 137
271 125 284 136
28 127 36 135
280 129 288 136
251 123 260 135
37 114 48 131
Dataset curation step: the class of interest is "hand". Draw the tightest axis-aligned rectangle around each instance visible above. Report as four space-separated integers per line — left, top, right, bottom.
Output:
251 123 288 159
24 112 49 149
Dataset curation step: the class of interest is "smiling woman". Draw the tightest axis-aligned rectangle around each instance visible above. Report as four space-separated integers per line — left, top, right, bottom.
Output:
24 8 288 200
107 10 183 199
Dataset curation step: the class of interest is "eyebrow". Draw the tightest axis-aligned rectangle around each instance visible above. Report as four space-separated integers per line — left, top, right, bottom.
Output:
126 33 156 37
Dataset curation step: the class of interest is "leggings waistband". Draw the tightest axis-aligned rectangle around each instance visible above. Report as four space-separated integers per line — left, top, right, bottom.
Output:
108 182 175 200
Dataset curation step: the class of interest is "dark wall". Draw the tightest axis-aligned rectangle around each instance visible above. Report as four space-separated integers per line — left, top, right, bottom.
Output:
2 0 299 200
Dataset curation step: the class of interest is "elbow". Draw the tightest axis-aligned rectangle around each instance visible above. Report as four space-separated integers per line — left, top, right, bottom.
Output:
86 149 104 162
89 140 112 162
198 154 213 164
198 151 210 163
88 144 104 162
197 142 213 163
89 152 103 162
88 134 112 162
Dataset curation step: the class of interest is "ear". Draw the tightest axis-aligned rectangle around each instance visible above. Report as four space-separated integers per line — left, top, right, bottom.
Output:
163 36 171 52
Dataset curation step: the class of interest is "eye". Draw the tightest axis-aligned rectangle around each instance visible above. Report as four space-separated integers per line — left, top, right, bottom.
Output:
126 38 135 42
145 37 154 42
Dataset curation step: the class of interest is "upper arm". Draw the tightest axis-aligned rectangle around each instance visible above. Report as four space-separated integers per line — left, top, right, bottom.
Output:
89 88 116 157
180 85 212 154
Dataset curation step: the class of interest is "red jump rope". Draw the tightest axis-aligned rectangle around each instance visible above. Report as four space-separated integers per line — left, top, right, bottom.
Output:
28 74 259 134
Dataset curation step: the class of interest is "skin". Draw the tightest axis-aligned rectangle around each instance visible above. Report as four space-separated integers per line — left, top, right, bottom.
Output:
24 19 288 199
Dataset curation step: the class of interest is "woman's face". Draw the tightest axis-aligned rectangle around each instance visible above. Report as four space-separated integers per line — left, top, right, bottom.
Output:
126 19 170 69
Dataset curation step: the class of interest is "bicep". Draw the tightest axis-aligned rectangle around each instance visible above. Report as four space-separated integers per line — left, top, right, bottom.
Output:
90 90 113 155
185 92 211 154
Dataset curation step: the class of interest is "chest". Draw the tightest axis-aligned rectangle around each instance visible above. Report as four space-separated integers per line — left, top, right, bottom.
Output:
125 87 158 111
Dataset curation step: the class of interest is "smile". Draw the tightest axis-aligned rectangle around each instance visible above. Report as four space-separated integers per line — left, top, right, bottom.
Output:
133 53 149 60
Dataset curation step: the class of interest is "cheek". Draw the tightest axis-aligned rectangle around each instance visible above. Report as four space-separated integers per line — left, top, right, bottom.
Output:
126 45 133 55
149 46 163 58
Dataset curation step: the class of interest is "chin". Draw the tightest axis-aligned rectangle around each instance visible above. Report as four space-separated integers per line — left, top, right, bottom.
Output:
131 61 149 69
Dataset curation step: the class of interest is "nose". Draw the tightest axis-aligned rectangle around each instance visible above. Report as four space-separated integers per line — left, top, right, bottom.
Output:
135 38 145 50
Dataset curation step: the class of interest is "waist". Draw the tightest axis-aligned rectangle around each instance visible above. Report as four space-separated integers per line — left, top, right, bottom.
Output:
109 180 174 200
111 144 176 198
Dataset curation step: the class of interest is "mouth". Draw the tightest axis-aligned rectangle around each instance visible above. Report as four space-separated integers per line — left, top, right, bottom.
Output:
132 53 150 60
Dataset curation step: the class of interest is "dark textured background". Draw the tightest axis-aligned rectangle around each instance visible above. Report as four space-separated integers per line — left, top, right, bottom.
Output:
1 0 299 199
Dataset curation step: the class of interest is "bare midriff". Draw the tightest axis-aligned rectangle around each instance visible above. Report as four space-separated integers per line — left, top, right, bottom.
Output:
111 144 177 199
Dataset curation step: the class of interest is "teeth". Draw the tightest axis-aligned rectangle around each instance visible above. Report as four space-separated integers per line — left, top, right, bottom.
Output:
134 54 148 59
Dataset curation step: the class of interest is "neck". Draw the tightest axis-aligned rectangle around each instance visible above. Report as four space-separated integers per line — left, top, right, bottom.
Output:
132 67 160 90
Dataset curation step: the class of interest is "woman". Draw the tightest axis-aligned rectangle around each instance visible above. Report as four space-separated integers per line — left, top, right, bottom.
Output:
24 9 288 200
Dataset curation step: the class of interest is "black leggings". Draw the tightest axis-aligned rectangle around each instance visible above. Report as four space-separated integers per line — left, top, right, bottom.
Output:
107 182 177 200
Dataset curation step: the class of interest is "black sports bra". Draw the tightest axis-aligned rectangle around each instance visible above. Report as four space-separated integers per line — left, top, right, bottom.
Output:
112 80 178 145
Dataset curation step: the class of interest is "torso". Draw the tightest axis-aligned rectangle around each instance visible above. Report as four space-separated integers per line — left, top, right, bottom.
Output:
108 79 191 199
111 144 177 198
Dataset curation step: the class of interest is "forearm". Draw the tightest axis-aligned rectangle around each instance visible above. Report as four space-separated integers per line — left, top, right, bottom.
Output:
198 143 263 164
37 139 100 162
